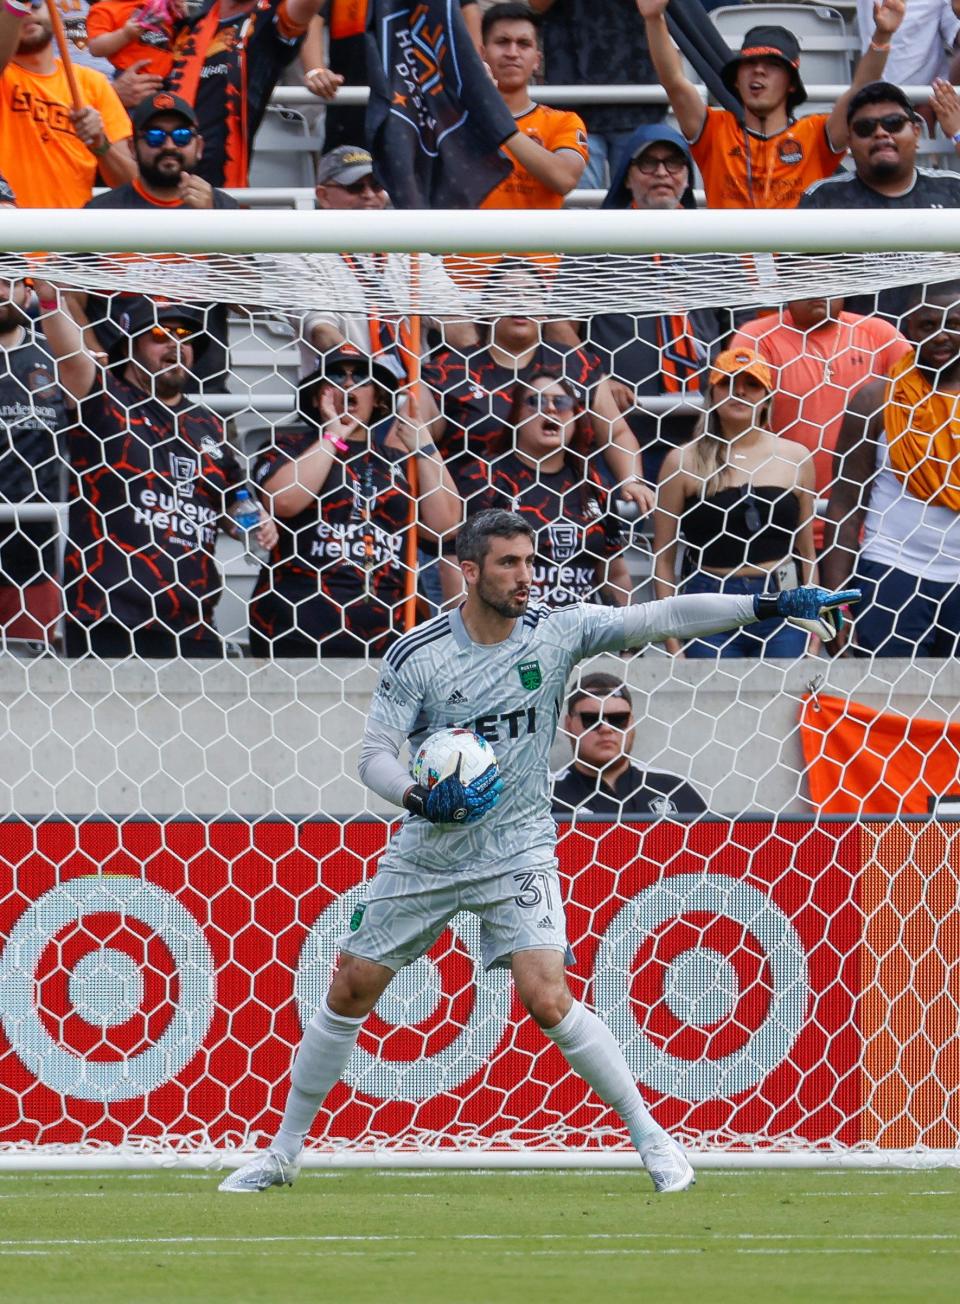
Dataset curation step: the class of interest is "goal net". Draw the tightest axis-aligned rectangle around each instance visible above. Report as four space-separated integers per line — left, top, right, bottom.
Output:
0 210 958 1169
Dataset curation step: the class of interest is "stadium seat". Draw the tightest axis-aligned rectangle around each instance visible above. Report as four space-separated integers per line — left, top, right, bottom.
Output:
249 106 322 190
708 4 860 87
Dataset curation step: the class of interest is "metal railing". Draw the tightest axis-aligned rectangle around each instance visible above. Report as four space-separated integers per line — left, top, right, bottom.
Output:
268 83 950 110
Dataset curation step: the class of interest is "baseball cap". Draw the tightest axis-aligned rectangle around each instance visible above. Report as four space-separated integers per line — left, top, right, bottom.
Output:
130 92 199 133
299 343 404 419
709 347 774 393
721 26 807 110
107 296 207 366
846 81 916 124
317 145 376 187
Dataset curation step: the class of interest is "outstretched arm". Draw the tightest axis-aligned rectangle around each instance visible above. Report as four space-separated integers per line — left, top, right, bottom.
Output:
827 0 906 150
634 0 706 142
578 586 860 658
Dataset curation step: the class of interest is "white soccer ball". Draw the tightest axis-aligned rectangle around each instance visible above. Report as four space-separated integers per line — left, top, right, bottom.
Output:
412 728 498 791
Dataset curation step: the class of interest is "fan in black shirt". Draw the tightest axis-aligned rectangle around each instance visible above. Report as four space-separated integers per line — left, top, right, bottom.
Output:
799 81 960 320
36 289 277 658
551 673 707 819
82 92 239 392
250 344 460 657
458 374 631 609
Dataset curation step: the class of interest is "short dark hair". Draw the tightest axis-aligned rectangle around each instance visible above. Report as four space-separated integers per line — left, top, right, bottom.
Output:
482 2 540 43
456 509 535 565
905 279 960 311
846 81 916 124
566 673 633 717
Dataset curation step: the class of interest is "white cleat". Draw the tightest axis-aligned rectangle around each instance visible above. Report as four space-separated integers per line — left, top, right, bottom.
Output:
640 1136 696 1194
218 1150 302 1194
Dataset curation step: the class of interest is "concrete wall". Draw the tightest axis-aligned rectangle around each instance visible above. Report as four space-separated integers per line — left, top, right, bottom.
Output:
1 652 955 819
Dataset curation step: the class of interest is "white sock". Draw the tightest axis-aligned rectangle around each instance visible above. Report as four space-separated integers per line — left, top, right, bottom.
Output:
272 1002 365 1161
543 1001 664 1151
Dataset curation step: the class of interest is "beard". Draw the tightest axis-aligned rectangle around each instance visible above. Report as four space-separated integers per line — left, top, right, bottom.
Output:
153 366 188 400
0 300 26 333
866 154 905 182
139 153 185 189
476 573 529 619
17 23 53 54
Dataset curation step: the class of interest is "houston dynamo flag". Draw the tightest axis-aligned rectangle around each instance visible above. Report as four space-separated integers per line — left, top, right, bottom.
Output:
365 0 517 208
665 0 743 122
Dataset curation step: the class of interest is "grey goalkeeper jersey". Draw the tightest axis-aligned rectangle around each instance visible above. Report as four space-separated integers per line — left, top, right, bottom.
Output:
363 594 754 873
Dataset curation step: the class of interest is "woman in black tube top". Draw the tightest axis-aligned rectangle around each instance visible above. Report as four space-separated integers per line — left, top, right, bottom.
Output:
652 346 817 658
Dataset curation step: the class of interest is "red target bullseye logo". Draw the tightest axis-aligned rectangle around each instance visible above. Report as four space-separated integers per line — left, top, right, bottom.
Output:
295 885 512 1102
593 874 809 1102
629 913 773 1063
359 932 477 1063
34 913 180 1062
0 876 214 1101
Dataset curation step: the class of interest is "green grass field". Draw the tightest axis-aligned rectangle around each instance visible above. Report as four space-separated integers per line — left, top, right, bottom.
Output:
2 1167 958 1304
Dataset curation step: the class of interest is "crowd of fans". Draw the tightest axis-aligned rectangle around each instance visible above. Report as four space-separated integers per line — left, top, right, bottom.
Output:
2 0 960 744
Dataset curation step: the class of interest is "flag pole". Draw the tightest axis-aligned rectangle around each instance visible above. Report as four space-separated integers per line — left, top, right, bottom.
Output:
47 0 83 111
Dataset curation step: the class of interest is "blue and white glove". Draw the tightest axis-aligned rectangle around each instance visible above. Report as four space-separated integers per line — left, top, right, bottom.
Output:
405 756 504 825
754 586 861 641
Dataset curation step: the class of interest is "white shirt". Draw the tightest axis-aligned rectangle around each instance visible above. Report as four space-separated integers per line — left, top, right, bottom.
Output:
857 0 959 84
861 429 960 583
294 252 467 377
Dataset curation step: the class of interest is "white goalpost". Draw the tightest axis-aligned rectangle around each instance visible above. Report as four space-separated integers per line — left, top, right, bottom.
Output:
1 209 959 1171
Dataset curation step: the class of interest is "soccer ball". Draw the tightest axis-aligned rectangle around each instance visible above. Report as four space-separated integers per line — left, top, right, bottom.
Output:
412 728 497 791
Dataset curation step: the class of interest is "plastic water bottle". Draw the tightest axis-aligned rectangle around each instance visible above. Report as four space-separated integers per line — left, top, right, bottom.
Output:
230 487 270 565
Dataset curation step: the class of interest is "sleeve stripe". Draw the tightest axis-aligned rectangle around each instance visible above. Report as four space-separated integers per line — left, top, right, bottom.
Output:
383 616 451 672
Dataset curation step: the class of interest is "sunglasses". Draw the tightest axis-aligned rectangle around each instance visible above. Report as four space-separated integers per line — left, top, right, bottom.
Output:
324 368 372 388
140 127 198 148
573 710 632 731
522 392 577 414
146 324 196 342
632 154 687 176
849 113 914 139
327 177 385 196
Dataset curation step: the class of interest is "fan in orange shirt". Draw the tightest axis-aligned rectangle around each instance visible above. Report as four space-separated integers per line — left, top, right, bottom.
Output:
635 0 907 209
86 0 177 77
0 1 135 208
478 4 587 211
731 297 911 548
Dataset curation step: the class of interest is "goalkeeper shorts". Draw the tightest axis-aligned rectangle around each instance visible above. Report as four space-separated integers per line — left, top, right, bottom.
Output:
340 853 570 972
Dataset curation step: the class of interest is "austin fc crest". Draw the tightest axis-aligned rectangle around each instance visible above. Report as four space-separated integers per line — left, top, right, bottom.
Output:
517 660 542 690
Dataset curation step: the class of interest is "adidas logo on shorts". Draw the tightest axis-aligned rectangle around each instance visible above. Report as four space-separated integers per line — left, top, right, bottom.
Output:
537 915 553 930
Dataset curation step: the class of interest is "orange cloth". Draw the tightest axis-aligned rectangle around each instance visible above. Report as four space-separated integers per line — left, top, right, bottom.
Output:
800 692 960 815
883 353 960 513
690 108 843 210
731 310 910 495
0 59 132 208
480 102 587 210
86 0 175 76
329 0 367 38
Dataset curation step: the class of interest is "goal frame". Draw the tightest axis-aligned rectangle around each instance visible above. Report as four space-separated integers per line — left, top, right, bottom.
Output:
2 209 960 1171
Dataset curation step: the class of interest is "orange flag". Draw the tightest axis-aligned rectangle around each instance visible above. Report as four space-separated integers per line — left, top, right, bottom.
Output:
800 692 960 815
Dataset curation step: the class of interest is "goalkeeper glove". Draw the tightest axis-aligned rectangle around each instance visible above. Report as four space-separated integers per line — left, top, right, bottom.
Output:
754 586 861 641
405 756 503 825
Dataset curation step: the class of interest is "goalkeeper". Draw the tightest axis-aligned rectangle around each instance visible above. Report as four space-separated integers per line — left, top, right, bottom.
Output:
221 509 857 1197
